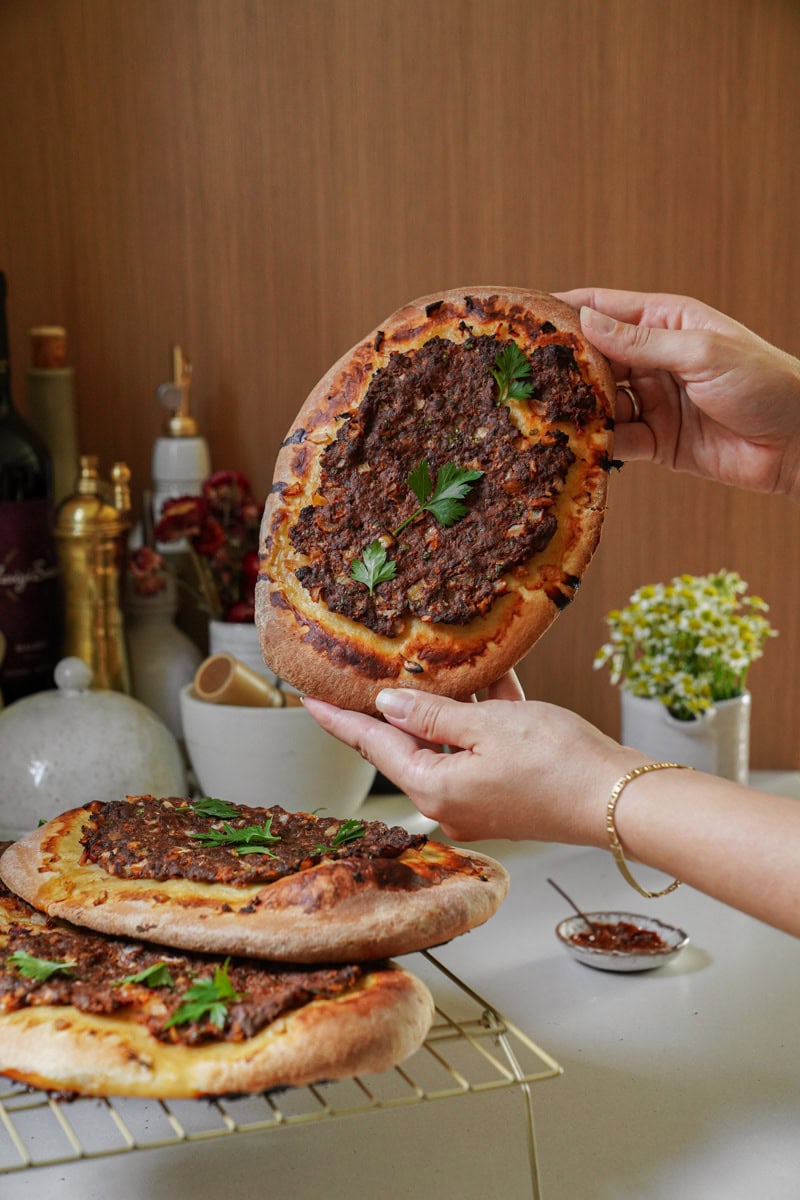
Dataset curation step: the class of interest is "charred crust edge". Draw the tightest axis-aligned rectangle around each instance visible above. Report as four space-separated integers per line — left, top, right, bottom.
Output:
281 428 307 448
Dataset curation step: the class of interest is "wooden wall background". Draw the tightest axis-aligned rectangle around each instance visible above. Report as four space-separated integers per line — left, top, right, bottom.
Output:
1 0 799 766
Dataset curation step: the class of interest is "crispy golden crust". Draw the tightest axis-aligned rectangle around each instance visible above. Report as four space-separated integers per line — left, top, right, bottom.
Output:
0 914 434 1100
256 286 615 713
0 844 434 1099
0 808 509 963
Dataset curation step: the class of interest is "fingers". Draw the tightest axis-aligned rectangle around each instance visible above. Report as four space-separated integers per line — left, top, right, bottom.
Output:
302 696 441 782
554 287 654 324
579 307 718 378
487 669 525 701
610 419 658 463
615 383 642 424
375 688 487 750
555 287 714 330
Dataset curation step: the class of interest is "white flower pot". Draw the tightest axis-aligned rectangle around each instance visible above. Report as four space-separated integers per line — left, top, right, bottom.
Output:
208 619 277 684
619 689 750 784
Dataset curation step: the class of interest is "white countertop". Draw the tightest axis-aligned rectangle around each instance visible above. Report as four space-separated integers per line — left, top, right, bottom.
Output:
2 773 799 1199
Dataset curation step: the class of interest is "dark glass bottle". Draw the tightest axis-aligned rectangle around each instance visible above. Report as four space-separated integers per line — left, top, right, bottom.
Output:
0 271 61 703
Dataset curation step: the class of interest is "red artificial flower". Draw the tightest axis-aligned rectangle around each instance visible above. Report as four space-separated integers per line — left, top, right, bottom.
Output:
154 472 264 621
193 516 227 558
203 470 255 521
128 546 168 596
154 496 209 543
241 550 260 591
225 599 256 623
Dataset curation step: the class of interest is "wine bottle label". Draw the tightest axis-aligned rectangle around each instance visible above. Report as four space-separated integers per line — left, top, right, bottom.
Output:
0 497 61 700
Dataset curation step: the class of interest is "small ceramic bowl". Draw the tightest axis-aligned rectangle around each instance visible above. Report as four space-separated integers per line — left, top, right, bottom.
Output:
555 911 689 972
179 685 375 817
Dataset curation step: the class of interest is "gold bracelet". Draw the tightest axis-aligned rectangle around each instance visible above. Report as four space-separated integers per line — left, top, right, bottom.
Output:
606 762 692 899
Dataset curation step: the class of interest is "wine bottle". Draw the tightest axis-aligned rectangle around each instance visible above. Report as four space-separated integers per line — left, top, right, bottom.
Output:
0 271 61 704
26 324 80 506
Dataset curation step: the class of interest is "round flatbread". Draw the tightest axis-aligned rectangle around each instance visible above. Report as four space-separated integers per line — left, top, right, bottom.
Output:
256 286 615 712
0 796 509 963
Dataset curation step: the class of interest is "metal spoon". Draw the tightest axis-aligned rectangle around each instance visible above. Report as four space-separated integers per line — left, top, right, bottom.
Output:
547 877 601 937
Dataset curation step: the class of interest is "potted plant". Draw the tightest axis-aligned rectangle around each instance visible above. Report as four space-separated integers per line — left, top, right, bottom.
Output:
594 570 777 782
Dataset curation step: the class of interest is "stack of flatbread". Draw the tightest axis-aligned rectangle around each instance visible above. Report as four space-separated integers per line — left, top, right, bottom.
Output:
0 794 508 1098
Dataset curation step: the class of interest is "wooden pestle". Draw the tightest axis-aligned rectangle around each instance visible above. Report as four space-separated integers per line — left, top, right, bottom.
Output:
193 653 303 708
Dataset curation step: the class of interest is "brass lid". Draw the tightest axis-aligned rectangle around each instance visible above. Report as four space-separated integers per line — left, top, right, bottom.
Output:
157 345 198 437
56 455 132 537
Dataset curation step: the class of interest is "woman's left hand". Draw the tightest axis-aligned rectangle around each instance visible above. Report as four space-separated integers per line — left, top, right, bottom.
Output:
303 673 635 845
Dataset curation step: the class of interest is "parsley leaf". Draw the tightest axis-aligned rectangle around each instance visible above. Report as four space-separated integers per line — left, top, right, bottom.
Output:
407 459 433 507
7 950 77 981
350 539 398 597
418 462 484 527
164 959 241 1030
315 818 366 855
491 342 533 405
393 460 484 535
349 460 482 596
189 815 282 857
191 796 239 820
117 961 176 989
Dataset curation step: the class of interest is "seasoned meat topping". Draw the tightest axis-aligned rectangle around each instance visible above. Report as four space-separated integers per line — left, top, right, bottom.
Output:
529 343 599 426
290 334 586 635
0 920 363 1045
79 797 426 887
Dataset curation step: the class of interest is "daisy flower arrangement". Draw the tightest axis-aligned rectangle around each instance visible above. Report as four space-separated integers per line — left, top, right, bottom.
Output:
594 570 777 721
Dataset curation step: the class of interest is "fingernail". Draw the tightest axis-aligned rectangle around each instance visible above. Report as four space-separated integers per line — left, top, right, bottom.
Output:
375 688 415 718
580 306 615 334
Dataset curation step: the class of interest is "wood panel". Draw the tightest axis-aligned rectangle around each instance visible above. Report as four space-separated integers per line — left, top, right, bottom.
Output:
0 0 798 764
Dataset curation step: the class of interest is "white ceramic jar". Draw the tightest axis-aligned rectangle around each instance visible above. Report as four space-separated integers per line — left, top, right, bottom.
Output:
0 657 187 836
126 574 203 740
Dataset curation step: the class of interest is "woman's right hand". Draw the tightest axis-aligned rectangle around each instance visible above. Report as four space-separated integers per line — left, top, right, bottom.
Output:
555 288 800 500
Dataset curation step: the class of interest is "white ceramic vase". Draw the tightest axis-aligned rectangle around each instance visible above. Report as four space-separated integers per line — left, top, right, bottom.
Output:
619 689 750 784
126 575 204 741
208 618 277 683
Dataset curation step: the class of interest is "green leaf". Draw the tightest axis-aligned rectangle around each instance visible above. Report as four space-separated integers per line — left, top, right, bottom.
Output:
392 461 483 537
315 818 366 855
423 462 484 527
164 959 241 1030
350 539 398 597
189 816 282 857
350 460 482 595
407 459 433 506
117 961 176 989
191 796 239 820
7 950 77 981
491 342 533 405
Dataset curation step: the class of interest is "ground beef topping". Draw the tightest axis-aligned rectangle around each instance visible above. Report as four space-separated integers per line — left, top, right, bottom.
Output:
529 342 599 426
79 797 426 887
0 922 364 1045
290 334 583 636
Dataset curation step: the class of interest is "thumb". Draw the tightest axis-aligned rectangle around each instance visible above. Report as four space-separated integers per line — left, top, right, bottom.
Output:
580 305 711 377
376 688 484 750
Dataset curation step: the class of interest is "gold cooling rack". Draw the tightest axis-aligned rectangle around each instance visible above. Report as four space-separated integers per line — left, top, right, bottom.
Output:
0 950 562 1198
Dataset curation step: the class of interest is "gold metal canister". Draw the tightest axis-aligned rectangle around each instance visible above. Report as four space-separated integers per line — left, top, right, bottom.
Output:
55 456 132 693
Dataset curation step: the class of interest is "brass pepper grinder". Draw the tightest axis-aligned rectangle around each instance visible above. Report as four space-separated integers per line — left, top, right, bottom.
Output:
55 456 132 693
